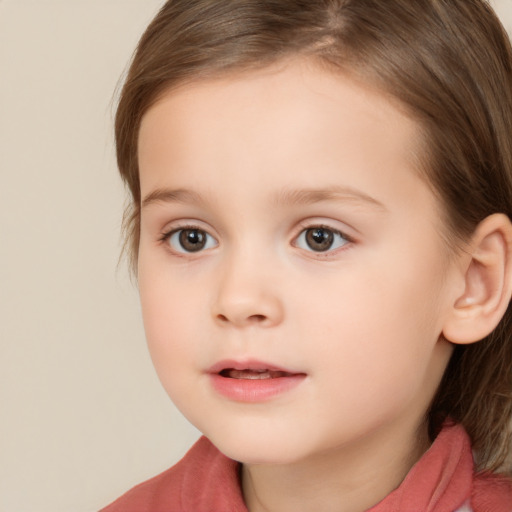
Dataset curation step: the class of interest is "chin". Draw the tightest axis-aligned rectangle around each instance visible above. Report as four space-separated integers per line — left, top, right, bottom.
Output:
200 423 316 465
214 438 302 465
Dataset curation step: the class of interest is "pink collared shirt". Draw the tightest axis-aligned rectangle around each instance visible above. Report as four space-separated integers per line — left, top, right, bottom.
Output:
100 423 512 512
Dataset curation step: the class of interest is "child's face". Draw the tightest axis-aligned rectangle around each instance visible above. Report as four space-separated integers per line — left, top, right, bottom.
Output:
137 59 457 465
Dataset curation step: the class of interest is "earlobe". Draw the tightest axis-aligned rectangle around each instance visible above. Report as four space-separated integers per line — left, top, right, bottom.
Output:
443 213 512 345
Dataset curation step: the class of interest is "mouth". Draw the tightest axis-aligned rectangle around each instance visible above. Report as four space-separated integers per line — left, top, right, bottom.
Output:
219 368 295 380
209 359 304 378
208 360 306 402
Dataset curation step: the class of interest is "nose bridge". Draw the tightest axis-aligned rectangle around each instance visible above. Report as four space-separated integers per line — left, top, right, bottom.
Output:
212 244 284 328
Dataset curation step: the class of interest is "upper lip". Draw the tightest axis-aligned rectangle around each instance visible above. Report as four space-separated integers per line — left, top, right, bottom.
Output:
207 359 303 375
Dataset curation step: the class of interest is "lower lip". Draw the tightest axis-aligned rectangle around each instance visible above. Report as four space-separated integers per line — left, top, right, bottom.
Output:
209 373 306 402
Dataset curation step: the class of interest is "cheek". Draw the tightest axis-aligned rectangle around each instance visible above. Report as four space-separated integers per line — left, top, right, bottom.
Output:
138 265 205 387
295 255 448 393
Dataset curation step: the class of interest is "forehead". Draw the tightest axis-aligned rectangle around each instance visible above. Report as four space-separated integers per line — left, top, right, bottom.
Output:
137 58 429 214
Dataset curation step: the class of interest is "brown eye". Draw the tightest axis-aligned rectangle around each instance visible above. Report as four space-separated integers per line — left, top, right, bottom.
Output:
179 229 206 252
295 226 349 253
167 228 217 253
305 228 334 251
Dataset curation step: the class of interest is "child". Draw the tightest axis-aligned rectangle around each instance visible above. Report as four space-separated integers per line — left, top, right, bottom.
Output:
101 0 512 510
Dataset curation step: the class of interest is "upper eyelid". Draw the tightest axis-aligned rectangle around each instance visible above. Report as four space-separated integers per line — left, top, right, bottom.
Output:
161 220 218 238
294 226 351 246
294 220 355 241
158 218 356 243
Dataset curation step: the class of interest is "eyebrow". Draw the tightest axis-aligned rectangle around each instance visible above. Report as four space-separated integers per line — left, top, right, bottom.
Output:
142 188 205 209
272 186 387 211
141 185 387 212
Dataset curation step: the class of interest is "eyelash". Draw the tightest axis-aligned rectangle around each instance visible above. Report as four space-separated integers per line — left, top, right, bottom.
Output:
159 223 353 256
159 224 218 254
293 223 353 255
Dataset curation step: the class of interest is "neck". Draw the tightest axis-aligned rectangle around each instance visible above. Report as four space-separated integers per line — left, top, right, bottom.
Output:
242 419 430 512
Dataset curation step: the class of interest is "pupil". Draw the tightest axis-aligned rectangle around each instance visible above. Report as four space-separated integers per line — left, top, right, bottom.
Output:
306 228 333 252
180 229 206 252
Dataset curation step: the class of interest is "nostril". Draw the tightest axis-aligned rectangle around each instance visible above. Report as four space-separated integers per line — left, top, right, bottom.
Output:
248 314 266 323
215 313 267 324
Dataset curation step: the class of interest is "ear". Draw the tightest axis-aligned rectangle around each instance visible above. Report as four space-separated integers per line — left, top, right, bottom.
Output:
442 213 512 345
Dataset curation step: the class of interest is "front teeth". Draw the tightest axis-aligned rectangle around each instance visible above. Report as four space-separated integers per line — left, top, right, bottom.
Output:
224 369 287 379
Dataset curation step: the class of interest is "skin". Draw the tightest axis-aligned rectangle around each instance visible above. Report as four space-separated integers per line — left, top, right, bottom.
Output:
136 59 463 512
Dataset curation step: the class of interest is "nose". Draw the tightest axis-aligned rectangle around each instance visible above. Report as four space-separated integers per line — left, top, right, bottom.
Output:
212 256 285 328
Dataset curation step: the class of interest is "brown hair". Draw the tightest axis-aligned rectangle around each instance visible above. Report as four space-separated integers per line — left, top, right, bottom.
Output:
115 0 512 474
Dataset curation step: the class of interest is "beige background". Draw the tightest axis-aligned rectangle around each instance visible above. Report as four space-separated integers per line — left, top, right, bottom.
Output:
1 1 511 511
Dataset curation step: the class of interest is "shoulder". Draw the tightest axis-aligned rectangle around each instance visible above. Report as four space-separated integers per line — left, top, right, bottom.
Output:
99 436 247 512
472 471 512 512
